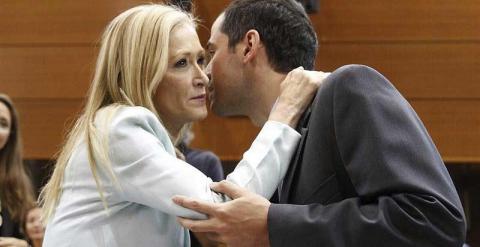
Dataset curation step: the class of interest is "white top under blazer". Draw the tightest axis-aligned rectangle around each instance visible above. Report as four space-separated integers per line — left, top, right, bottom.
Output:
43 106 300 247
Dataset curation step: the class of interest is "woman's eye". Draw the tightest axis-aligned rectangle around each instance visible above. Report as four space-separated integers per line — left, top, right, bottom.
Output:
174 59 187 68
0 121 8 129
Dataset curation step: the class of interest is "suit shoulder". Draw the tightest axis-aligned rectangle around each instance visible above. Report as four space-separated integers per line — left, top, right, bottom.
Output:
333 64 378 75
324 64 395 96
331 64 386 86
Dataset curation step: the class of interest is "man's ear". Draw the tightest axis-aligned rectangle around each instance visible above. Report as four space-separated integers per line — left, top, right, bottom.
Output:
241 29 261 63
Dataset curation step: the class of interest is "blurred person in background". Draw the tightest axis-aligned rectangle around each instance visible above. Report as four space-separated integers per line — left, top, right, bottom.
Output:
24 207 44 247
0 94 35 247
177 125 224 247
177 125 224 183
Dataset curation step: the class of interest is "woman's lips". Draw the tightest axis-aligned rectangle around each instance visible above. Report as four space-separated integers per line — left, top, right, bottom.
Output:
190 94 206 104
191 94 206 100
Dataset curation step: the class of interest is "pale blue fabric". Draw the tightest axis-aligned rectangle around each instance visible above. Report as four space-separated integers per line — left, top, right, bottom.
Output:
43 106 300 247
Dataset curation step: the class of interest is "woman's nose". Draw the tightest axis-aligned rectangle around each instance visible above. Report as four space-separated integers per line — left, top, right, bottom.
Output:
194 70 209 87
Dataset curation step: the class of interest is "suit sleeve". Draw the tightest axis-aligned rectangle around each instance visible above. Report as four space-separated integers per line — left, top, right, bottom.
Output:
268 65 466 247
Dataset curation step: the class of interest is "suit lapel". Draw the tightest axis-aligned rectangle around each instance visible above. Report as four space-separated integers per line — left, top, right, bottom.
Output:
279 106 312 203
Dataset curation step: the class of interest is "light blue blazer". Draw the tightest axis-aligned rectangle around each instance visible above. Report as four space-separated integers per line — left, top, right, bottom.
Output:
43 106 300 247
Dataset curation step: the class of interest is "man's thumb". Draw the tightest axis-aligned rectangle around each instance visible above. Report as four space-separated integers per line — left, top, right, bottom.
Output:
210 181 246 199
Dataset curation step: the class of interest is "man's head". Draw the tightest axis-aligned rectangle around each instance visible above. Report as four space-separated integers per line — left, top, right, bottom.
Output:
206 0 318 117
222 0 317 72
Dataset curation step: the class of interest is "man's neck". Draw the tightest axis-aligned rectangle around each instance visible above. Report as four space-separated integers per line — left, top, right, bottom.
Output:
248 69 286 127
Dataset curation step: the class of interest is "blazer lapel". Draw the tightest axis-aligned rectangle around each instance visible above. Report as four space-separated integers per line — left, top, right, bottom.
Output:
279 106 312 203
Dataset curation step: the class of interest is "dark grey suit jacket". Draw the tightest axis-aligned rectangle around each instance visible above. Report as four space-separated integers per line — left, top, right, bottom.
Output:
268 65 466 247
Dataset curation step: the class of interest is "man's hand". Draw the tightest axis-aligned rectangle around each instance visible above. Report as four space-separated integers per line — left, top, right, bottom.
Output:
0 237 28 247
173 181 271 247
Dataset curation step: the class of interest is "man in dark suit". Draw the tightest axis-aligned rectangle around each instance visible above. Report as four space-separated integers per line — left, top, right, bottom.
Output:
172 0 466 246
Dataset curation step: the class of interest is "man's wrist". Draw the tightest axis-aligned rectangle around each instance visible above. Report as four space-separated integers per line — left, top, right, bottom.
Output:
263 203 272 247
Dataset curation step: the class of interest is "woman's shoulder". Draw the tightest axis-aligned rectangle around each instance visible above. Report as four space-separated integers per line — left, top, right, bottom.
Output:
96 105 177 165
112 105 158 122
96 105 168 140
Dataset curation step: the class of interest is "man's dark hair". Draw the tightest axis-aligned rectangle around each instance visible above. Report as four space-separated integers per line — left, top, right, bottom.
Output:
169 0 192 12
221 0 318 72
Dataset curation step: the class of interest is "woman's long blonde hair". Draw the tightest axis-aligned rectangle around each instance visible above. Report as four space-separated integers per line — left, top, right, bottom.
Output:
39 4 196 221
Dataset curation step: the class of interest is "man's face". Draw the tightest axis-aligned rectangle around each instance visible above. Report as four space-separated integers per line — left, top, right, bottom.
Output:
205 15 249 117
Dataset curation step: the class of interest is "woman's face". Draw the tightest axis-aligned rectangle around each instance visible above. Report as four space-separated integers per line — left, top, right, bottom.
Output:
154 23 209 131
25 207 44 241
0 102 11 151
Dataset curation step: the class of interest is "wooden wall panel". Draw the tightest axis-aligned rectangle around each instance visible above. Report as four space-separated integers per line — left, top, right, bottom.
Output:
2 43 478 100
0 47 95 98
411 100 480 163
0 0 478 162
317 43 480 99
194 0 230 43
191 115 259 161
2 0 479 44
312 0 480 42
0 1 152 45
15 99 83 159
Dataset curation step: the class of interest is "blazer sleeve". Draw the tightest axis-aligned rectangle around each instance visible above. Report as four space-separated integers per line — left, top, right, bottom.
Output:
268 65 466 247
105 107 300 220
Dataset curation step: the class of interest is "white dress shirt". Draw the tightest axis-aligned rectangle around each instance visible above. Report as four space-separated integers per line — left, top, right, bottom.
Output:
43 106 300 247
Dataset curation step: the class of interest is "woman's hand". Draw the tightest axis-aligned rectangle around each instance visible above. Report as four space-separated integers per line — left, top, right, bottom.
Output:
0 237 29 247
269 67 330 128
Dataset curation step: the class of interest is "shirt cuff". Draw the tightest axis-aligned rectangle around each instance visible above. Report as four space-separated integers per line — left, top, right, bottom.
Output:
226 120 301 198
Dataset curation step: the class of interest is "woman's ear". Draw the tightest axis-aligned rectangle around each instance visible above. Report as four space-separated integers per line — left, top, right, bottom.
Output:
242 29 261 63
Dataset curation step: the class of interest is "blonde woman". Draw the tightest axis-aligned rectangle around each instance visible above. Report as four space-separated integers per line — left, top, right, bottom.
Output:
40 4 325 247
